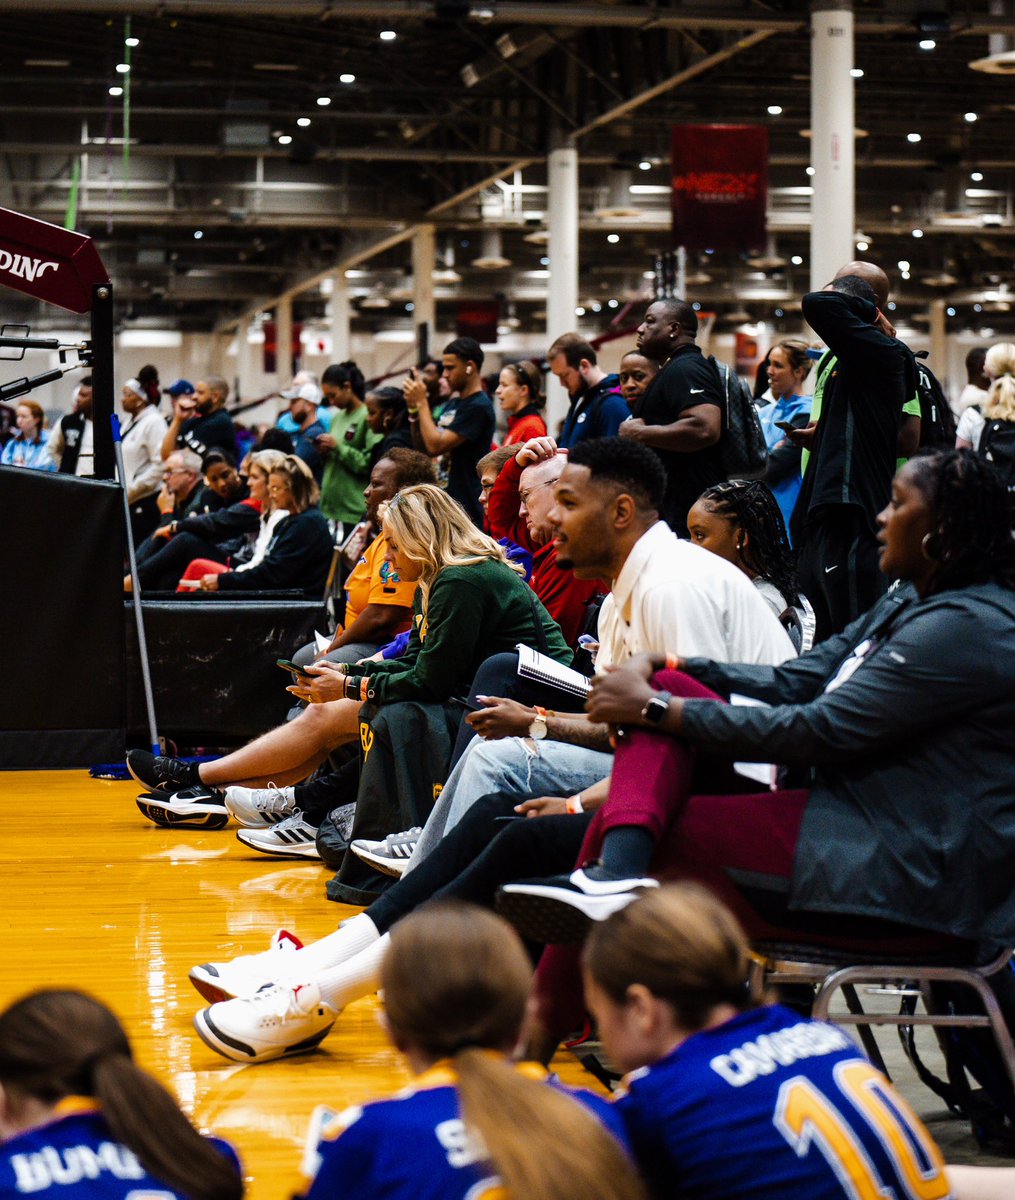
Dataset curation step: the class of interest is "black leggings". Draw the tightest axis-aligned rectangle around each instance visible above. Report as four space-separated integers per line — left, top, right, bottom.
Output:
136 531 229 590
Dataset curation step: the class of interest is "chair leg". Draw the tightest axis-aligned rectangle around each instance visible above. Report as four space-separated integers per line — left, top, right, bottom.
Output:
841 982 891 1079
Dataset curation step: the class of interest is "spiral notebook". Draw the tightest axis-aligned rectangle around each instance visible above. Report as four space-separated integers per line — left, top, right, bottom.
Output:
516 644 592 698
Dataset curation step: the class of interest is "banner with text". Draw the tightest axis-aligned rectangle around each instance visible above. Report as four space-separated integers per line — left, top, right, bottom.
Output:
671 125 768 252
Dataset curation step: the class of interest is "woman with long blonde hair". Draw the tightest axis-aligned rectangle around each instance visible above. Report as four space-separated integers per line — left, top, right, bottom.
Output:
957 341 1015 450
297 904 645 1200
130 484 570 850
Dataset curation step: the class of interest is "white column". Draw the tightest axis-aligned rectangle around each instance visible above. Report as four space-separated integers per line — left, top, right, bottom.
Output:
810 2 855 290
275 296 293 386
412 225 436 363
547 140 579 430
235 314 254 403
329 270 351 363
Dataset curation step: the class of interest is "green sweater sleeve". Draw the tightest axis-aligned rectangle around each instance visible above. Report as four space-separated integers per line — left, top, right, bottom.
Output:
329 408 381 475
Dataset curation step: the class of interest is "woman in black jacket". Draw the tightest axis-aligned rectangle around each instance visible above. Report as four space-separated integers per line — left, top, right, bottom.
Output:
502 451 1015 1042
197 454 333 597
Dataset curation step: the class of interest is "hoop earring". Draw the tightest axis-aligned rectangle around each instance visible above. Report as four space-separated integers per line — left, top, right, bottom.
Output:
921 532 937 561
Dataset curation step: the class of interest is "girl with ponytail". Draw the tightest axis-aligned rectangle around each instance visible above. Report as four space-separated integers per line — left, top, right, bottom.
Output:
584 884 965 1200
301 903 645 1200
0 990 242 1200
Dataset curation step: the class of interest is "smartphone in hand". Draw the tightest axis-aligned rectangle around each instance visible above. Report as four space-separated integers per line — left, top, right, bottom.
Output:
276 657 311 680
774 420 797 434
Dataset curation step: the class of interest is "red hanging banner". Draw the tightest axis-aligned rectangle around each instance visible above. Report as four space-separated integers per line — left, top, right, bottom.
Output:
671 125 768 252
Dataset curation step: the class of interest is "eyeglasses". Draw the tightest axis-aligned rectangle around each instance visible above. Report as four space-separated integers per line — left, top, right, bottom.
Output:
519 478 556 506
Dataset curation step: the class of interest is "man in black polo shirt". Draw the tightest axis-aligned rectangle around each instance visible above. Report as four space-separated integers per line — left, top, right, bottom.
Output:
619 298 723 535
789 262 915 641
161 373 236 462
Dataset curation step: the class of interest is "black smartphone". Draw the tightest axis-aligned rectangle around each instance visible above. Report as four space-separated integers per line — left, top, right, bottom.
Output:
276 658 311 678
774 420 797 434
449 695 480 712
493 814 523 823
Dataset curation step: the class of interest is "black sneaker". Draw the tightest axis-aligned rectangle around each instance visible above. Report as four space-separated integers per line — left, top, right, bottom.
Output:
126 749 196 794
496 870 659 944
136 786 229 830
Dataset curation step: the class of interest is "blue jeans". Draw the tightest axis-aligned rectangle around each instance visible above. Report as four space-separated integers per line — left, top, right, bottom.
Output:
408 734 612 871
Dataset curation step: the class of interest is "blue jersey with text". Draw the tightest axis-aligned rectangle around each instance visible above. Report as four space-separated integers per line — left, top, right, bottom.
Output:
0 1100 240 1200
616 1004 951 1200
303 1061 628 1200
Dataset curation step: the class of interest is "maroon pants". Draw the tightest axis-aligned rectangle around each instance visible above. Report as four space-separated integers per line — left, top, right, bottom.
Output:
534 670 964 1039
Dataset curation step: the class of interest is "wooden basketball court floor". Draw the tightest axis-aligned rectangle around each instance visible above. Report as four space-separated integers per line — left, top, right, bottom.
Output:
0 770 1002 1196
0 769 604 1199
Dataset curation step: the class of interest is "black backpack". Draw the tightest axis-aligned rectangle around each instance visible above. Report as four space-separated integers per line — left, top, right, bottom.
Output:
913 352 957 449
979 417 1015 487
708 356 768 480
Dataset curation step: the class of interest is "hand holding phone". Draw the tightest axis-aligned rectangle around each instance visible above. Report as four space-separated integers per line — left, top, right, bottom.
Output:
774 420 797 434
276 657 311 679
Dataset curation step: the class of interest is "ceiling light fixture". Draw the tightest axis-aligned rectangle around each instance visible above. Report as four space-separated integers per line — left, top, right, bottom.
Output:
194 230 203 240
898 260 911 271
806 166 815 176
912 228 924 238
339 73 356 84
791 255 804 265
856 240 869 251
606 233 620 244
575 306 586 317
297 117 311 127
907 132 922 143
108 85 123 96
379 30 397 41
638 159 652 171
767 105 783 115
278 134 292 145
947 306 957 316
919 38 936 50
124 36 140 47
115 62 130 74
850 67 864 78
971 171 984 181
965 111 978 122
316 96 331 106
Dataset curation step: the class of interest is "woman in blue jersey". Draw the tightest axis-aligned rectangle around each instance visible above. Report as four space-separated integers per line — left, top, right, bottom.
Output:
301 903 644 1200
757 339 812 532
583 883 1008 1200
0 990 241 1200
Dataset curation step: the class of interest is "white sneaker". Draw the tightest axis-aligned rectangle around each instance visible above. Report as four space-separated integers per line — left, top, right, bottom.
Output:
224 782 297 828
349 826 421 878
235 810 320 859
193 981 337 1063
188 928 304 1004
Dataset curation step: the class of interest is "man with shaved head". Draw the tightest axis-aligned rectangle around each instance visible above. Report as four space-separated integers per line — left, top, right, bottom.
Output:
161 372 236 462
789 260 916 640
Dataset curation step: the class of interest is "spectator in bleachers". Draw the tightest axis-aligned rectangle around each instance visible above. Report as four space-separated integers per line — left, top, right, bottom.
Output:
549 333 627 450
954 345 990 418
281 905 644 1200
287 382 328 482
756 339 812 531
190 455 332 596
161 374 236 462
318 362 379 533
1 400 57 471
128 450 257 593
486 435 599 648
620 299 724 536
476 445 517 527
404 338 496 527
0 989 242 1200
277 370 321 437
120 377 169 544
49 376 94 475
618 351 659 410
957 341 1015 456
496 360 547 445
292 448 437 670
364 386 413 467
686 480 806 624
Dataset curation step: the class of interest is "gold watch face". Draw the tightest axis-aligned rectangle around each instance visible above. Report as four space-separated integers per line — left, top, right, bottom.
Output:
529 717 548 739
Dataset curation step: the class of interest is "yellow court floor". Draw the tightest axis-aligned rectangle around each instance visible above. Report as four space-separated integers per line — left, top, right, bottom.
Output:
0 770 599 1199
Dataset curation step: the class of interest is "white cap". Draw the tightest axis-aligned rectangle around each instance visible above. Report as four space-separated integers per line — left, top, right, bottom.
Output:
123 377 145 401
282 382 323 405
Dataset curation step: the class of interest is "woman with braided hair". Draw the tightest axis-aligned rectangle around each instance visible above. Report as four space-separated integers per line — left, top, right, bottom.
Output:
0 990 242 1200
687 479 804 620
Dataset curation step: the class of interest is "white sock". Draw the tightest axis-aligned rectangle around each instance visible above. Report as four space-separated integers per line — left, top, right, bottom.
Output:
289 913 380 976
315 934 390 1011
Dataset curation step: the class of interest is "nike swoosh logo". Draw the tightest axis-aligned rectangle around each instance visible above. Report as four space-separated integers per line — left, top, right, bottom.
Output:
825 565 838 573
690 388 705 394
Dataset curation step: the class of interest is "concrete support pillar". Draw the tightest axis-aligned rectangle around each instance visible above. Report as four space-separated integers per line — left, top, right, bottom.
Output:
810 2 855 291
412 225 436 363
547 140 579 430
929 298 947 367
210 331 229 377
329 270 351 364
275 296 293 385
235 315 254 404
